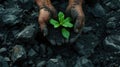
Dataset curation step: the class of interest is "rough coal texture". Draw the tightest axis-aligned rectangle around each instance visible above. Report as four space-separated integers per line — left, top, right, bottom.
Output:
0 0 120 67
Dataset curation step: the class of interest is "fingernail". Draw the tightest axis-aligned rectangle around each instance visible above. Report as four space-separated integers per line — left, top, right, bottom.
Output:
50 39 56 45
74 29 79 33
43 27 48 36
43 33 47 36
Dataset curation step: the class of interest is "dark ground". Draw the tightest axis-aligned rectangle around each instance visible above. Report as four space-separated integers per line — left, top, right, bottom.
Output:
0 0 120 67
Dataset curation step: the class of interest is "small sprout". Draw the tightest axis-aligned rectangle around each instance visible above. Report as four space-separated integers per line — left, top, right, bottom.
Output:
49 11 73 39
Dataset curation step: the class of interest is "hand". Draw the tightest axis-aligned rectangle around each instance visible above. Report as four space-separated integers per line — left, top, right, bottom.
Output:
35 0 57 36
66 4 85 33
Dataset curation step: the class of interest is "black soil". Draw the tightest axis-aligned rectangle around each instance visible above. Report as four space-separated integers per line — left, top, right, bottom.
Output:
0 0 120 67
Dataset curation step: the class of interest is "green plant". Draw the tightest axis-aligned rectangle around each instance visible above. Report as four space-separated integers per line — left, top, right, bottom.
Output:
49 11 73 39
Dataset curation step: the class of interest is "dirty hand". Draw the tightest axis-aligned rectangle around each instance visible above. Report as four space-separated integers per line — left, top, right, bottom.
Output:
35 0 57 36
66 0 85 33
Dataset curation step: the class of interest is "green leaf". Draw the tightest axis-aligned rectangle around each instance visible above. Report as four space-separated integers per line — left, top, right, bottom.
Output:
62 28 70 39
62 17 73 28
58 12 64 23
50 19 60 28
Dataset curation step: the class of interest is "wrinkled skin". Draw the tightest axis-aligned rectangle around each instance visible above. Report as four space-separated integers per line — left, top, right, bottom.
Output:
35 0 57 36
35 0 85 35
66 0 85 33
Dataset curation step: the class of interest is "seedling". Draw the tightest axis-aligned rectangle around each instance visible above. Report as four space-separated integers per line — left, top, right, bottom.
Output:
49 11 73 39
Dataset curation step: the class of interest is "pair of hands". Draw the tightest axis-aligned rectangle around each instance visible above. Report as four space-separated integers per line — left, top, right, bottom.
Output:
37 1 85 36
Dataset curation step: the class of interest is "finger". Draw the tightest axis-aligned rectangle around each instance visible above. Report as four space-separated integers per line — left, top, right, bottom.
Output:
70 8 79 20
39 18 48 36
42 25 48 36
42 4 57 18
66 7 78 20
74 16 85 33
50 7 57 18
38 9 50 36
